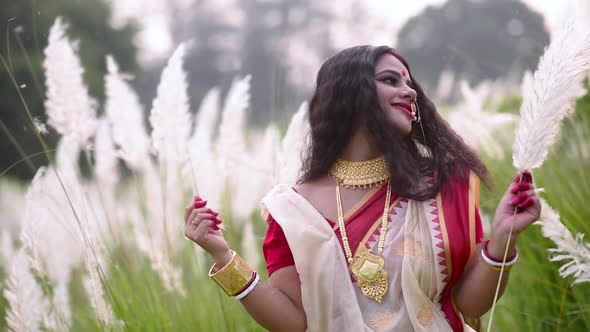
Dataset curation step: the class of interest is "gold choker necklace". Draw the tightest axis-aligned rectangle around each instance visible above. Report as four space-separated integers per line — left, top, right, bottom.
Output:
329 156 390 189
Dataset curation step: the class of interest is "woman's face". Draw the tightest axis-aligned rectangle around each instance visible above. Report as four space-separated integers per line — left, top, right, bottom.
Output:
374 54 417 136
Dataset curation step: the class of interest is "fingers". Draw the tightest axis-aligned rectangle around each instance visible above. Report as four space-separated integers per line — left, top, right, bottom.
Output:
188 209 223 227
510 182 532 194
513 170 532 184
185 196 207 222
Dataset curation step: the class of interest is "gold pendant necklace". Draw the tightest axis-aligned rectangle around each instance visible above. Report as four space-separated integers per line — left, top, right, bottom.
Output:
335 181 392 303
330 156 390 189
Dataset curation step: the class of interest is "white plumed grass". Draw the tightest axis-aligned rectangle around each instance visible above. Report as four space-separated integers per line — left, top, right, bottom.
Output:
242 221 261 271
43 18 97 147
447 81 518 158
186 87 223 210
94 118 118 187
537 199 590 285
4 249 48 332
513 20 590 170
191 87 221 147
105 56 151 172
216 75 251 176
278 101 309 185
83 247 115 327
149 43 192 167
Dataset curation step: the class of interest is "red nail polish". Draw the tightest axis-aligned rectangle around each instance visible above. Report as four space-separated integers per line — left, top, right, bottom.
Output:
518 197 533 208
193 200 207 208
212 224 219 230
194 195 202 202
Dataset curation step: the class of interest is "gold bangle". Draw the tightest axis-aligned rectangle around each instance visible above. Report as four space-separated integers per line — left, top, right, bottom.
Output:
209 251 255 296
483 263 513 273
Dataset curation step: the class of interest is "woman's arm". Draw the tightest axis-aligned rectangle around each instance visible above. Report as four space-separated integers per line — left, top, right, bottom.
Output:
452 241 514 318
211 251 306 332
240 266 306 331
453 170 540 318
185 199 306 332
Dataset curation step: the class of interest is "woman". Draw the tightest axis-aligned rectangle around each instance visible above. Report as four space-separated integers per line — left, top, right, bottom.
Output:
184 45 541 331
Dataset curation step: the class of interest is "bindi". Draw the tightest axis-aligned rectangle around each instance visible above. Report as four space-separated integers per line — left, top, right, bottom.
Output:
402 71 407 77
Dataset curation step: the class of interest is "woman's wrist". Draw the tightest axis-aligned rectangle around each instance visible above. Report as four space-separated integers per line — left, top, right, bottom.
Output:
487 233 518 261
211 249 233 269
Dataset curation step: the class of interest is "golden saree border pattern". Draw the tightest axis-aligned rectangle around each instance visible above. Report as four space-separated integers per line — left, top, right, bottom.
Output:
468 170 478 253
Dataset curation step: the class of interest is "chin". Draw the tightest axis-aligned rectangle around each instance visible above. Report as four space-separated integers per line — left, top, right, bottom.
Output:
389 122 412 137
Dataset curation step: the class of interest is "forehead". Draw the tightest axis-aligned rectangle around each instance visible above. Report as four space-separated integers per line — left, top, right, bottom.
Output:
374 53 410 75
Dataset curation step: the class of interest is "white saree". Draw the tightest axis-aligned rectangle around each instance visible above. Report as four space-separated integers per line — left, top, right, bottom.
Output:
261 184 476 332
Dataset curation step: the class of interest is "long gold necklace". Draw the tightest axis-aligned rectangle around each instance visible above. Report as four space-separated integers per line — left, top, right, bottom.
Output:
332 156 392 303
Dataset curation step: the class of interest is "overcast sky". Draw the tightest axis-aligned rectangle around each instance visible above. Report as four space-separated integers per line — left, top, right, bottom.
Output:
110 0 586 65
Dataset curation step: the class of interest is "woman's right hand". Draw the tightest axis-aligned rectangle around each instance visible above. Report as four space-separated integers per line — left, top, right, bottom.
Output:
184 196 232 266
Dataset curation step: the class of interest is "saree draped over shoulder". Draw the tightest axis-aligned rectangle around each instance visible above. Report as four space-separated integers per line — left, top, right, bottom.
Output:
260 171 482 332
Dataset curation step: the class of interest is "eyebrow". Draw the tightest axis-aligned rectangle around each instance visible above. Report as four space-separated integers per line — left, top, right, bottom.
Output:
375 69 413 85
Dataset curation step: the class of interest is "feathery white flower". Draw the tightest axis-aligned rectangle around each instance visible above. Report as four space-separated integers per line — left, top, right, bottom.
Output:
435 69 455 102
105 56 151 171
4 249 48 332
56 134 80 172
231 125 280 220
0 179 27 237
20 167 86 329
43 17 97 147
185 87 222 207
83 248 114 326
132 214 187 296
537 199 590 285
513 20 590 170
1 230 15 274
94 118 118 187
448 81 518 158
278 102 309 185
216 75 251 175
149 44 192 167
191 87 221 148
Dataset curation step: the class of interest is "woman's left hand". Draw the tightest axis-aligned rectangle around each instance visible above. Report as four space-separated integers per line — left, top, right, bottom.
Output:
488 170 542 257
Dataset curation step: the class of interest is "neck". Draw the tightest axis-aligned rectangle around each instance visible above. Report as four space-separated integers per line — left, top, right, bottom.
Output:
340 127 382 161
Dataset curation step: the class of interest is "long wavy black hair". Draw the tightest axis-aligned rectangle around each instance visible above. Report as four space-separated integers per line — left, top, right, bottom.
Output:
298 45 490 200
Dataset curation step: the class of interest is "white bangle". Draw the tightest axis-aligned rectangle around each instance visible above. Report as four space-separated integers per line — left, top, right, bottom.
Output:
481 247 519 267
234 273 260 300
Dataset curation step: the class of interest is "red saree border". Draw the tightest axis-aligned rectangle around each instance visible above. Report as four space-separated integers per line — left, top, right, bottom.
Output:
436 192 453 281
354 196 402 255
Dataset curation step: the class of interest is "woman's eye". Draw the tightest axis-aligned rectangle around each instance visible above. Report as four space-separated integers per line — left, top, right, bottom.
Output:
380 77 397 85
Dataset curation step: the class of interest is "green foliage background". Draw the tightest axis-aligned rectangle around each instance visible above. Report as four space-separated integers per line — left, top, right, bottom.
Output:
0 1 588 331
0 0 138 179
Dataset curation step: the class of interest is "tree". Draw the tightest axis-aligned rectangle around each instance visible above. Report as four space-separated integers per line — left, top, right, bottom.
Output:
396 0 549 94
164 0 335 126
0 0 138 179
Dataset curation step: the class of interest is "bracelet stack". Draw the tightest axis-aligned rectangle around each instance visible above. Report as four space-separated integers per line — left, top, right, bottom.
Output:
209 250 259 299
480 240 518 272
